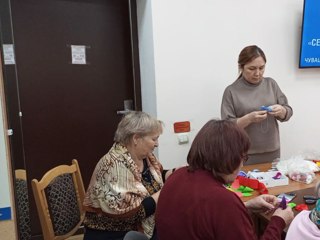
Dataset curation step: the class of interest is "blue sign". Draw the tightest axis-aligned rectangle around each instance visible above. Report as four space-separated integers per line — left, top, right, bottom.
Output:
300 0 320 68
0 207 11 221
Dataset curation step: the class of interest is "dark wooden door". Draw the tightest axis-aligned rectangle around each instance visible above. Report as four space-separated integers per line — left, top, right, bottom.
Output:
3 0 141 238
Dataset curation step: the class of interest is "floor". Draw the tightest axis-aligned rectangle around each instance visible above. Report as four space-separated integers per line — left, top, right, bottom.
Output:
0 220 84 240
0 220 16 240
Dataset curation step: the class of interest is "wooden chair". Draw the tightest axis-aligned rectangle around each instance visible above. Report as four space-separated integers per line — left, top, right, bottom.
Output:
31 159 85 240
15 169 32 240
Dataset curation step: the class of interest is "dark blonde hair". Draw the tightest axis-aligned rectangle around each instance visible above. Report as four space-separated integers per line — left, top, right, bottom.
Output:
238 45 266 79
187 119 250 183
114 111 163 145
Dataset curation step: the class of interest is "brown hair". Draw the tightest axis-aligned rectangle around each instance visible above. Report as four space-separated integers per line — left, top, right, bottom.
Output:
187 119 250 183
238 45 266 79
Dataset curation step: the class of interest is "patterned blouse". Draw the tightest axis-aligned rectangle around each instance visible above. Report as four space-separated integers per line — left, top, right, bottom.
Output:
83 143 164 238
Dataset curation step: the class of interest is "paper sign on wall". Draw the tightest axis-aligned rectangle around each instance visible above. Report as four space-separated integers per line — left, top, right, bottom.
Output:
71 45 86 64
2 44 15 65
174 121 190 133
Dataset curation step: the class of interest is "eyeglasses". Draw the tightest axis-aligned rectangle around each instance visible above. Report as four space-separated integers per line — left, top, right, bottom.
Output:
242 154 249 162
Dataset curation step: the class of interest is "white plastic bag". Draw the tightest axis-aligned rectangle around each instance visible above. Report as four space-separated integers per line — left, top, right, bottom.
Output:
287 158 315 184
276 155 319 184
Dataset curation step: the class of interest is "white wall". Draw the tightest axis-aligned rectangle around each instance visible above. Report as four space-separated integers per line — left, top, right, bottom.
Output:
0 86 11 214
137 0 320 168
137 0 157 118
0 113 10 210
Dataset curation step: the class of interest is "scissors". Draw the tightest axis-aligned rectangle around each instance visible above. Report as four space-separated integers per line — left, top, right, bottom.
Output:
303 195 319 204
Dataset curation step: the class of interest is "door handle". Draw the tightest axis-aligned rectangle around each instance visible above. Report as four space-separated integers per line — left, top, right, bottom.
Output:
117 110 132 115
117 99 133 115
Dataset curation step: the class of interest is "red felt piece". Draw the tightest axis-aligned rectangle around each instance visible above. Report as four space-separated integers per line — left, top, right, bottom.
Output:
236 176 269 194
237 176 259 189
295 204 309 211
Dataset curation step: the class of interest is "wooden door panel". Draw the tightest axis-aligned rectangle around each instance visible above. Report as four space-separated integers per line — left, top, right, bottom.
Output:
11 0 133 186
8 0 140 238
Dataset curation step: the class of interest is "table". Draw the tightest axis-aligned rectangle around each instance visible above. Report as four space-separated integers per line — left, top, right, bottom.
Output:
241 162 319 237
241 162 320 201
259 187 316 219
254 187 316 237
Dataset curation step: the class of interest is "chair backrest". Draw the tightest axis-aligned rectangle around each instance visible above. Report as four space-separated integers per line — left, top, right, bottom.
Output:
15 169 32 240
31 159 85 240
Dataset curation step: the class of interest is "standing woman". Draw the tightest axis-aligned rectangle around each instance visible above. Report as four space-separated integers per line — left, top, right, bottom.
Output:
83 111 174 240
221 45 293 164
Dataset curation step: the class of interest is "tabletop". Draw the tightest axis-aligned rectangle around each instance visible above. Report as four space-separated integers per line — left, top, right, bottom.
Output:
240 162 320 200
241 162 319 234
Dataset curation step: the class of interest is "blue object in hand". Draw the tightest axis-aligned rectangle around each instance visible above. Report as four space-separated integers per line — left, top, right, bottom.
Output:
260 105 272 112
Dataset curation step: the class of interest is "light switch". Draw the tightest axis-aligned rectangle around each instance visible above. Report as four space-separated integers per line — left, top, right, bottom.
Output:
177 133 189 144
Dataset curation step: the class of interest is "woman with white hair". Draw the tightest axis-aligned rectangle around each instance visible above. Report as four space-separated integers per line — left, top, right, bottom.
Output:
83 111 175 240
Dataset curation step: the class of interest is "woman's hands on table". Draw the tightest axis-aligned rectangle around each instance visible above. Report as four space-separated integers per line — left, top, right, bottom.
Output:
245 194 278 212
245 194 294 226
272 206 294 226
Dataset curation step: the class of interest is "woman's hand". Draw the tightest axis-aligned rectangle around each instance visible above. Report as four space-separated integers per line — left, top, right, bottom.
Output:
246 194 294 227
248 111 268 123
164 166 185 180
151 190 161 203
245 194 278 212
164 169 176 180
268 104 286 119
237 111 267 128
272 206 294 226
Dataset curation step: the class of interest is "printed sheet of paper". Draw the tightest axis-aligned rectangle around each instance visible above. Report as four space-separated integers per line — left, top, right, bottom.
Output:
2 44 15 65
71 45 86 64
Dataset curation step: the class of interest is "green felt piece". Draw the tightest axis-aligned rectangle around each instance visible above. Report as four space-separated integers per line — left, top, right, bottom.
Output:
242 187 254 193
288 202 296 208
242 192 252 197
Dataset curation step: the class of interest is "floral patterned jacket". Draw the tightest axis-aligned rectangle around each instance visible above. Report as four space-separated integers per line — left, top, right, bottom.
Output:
83 143 164 238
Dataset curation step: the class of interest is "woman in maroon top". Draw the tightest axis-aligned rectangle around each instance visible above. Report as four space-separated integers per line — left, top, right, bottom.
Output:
156 119 293 240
